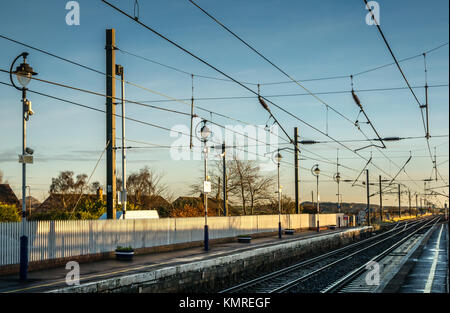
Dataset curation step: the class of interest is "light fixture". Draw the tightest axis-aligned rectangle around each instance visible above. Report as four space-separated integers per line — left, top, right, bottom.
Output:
275 152 283 164
200 124 211 141
11 53 37 88
313 165 320 176
334 172 341 183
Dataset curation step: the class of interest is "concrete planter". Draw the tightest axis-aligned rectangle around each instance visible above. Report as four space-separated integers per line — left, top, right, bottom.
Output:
284 229 295 235
237 236 252 244
115 250 134 261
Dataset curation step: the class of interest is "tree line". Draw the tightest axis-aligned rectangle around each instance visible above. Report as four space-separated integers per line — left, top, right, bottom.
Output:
0 162 299 221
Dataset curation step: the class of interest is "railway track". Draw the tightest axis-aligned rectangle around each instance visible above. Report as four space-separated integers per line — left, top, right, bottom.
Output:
322 216 442 293
220 217 439 293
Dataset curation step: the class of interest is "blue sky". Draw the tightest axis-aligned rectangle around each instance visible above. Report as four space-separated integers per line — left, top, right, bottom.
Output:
0 0 448 206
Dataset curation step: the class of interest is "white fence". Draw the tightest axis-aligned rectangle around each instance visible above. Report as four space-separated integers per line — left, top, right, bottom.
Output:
0 214 343 267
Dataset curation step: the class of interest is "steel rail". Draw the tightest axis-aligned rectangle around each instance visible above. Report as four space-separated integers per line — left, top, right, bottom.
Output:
321 216 441 293
220 219 421 293
269 217 435 293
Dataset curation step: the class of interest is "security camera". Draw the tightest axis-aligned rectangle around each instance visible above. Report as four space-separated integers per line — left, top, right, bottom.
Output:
25 147 34 155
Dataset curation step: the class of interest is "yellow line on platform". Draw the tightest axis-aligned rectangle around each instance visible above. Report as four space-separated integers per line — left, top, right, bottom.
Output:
4 260 173 293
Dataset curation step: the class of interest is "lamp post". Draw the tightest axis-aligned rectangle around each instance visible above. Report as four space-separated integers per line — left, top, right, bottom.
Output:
275 151 283 239
10 52 37 281
311 164 320 232
200 120 211 251
333 172 341 227
333 172 341 213
222 142 227 216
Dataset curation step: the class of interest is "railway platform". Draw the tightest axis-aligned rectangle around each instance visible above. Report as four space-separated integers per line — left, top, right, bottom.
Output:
397 222 448 293
0 226 366 293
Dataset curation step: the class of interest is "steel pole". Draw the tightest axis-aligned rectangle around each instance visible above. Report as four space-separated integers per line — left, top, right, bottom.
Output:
424 182 427 213
337 181 340 213
118 66 127 219
398 184 401 218
294 127 299 214
416 193 418 217
19 87 28 281
366 169 370 226
316 174 320 232
204 144 209 251
106 29 117 219
379 175 383 221
222 142 227 216
278 161 282 238
408 190 411 217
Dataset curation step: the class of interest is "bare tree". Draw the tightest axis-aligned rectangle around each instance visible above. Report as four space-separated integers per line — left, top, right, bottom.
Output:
230 159 252 215
126 166 167 208
230 159 275 215
190 158 275 215
246 173 275 215
49 171 89 208
190 158 238 200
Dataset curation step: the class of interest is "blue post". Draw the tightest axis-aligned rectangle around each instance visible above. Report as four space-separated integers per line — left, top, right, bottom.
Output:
278 222 282 239
204 225 209 251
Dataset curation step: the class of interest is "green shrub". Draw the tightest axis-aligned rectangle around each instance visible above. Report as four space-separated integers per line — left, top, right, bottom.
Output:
115 246 134 252
0 203 21 222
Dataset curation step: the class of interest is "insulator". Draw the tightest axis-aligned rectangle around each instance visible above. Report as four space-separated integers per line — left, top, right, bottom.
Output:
258 96 271 112
351 90 362 109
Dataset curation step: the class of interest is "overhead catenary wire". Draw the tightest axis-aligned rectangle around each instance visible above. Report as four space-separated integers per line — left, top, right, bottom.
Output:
364 0 427 135
102 0 294 144
1 25 445 199
0 69 290 154
0 80 304 172
0 34 291 149
1 77 368 194
1 33 447 88
363 0 440 191
2 60 361 176
135 84 449 104
1 30 446 169
147 0 443 190
100 0 420 191
1 26 442 197
185 0 366 134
